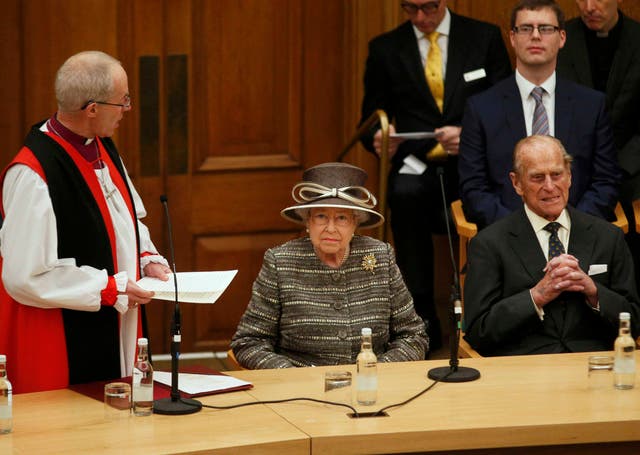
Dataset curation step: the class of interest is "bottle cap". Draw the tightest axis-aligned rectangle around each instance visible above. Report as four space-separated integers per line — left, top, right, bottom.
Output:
0 355 5 362
138 338 149 346
620 312 631 320
361 327 372 336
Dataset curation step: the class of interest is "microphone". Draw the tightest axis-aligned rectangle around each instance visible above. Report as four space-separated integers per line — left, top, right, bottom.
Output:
153 195 202 415
427 167 480 383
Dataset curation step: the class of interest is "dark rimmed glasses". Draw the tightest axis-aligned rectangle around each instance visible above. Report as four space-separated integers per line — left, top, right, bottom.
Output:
81 95 131 110
401 1 440 15
512 24 560 35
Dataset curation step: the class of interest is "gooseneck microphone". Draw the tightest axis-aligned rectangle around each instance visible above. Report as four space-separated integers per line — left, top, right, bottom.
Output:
153 195 202 415
427 168 480 383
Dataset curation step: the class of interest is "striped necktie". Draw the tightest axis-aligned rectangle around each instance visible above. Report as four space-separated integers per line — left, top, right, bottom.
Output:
544 222 565 259
531 86 549 136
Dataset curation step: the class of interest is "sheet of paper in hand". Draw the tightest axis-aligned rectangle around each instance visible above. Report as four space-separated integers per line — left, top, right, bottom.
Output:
137 270 238 304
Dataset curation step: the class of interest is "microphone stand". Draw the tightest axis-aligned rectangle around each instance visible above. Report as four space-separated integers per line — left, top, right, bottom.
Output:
153 195 203 415
427 168 480 383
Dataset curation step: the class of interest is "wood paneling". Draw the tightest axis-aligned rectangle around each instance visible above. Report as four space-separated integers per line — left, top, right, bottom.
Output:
192 0 302 171
1 0 639 357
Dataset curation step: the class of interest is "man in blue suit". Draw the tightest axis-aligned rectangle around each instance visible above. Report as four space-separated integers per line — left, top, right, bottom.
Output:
359 0 511 350
458 0 620 229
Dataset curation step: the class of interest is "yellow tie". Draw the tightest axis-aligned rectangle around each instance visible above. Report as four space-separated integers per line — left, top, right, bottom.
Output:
426 32 444 112
425 31 447 161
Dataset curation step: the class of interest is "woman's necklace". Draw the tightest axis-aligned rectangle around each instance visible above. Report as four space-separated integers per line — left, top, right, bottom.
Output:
315 243 350 269
47 120 116 200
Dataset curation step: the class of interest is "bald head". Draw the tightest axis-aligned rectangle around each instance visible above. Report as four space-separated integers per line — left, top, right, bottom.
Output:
55 51 124 112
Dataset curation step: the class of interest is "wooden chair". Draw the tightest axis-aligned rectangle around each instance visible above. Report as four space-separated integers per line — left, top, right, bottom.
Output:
226 349 246 370
633 199 640 234
451 200 629 359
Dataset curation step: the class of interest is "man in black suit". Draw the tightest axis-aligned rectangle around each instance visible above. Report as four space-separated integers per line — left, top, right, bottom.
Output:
458 0 620 229
557 0 640 289
359 0 511 350
463 135 640 356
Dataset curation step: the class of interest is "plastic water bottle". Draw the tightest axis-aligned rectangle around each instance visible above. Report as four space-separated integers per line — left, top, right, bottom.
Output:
614 312 635 390
132 338 154 415
0 355 12 434
356 327 377 405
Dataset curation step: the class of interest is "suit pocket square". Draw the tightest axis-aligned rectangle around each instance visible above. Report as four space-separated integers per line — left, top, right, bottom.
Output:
463 68 486 82
588 264 607 276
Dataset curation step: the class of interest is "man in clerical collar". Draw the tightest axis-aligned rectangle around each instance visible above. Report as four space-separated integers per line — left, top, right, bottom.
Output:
558 0 640 296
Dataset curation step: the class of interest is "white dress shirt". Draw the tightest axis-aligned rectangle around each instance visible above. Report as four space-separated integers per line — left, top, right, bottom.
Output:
515 69 557 136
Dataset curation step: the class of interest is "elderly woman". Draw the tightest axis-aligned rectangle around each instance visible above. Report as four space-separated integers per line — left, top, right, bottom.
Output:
231 162 428 369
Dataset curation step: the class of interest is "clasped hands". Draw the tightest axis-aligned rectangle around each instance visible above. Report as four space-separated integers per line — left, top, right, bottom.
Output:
373 124 461 158
531 253 598 309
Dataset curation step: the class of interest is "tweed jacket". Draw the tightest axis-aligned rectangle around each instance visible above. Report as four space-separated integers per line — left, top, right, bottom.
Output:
231 235 428 369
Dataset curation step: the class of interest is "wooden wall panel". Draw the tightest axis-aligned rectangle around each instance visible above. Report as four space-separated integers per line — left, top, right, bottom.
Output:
1 0 639 358
192 0 302 171
191 232 299 350
0 1 23 167
21 1 119 128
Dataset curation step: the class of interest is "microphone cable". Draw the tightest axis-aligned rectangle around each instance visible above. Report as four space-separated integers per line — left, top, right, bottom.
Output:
174 369 453 418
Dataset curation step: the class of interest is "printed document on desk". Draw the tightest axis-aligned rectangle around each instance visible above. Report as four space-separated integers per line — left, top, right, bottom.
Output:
137 270 238 304
154 371 252 397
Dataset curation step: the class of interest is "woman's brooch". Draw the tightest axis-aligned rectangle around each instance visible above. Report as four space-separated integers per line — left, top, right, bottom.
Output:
361 253 376 273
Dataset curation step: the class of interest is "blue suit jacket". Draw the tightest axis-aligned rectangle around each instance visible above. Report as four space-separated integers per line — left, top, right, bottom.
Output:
458 74 620 228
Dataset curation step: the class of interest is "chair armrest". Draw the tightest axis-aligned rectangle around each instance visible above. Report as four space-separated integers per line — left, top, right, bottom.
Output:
451 199 477 238
613 202 628 234
458 334 482 358
226 349 246 370
633 199 640 234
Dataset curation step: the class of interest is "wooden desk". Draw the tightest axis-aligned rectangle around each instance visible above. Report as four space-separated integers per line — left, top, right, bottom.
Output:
232 352 640 454
2 353 639 454
0 387 309 454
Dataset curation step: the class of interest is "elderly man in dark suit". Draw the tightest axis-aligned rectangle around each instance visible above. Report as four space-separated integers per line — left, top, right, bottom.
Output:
463 135 640 357
458 0 620 229
359 0 511 350
557 0 640 290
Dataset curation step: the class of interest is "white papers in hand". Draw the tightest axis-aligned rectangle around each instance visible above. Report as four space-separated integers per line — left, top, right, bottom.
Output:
137 270 238 304
154 371 251 396
399 154 427 175
390 131 440 140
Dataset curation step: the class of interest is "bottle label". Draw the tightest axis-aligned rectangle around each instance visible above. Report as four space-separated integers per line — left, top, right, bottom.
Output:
132 368 143 386
357 376 378 391
133 384 153 401
614 357 636 374
0 388 10 418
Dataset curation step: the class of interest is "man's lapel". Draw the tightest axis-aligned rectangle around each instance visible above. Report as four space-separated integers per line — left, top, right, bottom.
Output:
396 22 438 110
503 77 528 146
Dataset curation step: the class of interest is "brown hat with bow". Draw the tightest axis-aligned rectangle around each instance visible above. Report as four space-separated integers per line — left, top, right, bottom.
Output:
280 162 384 228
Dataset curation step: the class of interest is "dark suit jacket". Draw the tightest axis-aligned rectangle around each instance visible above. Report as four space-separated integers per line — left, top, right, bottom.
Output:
558 13 640 216
458 74 621 228
463 206 640 357
360 13 512 186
